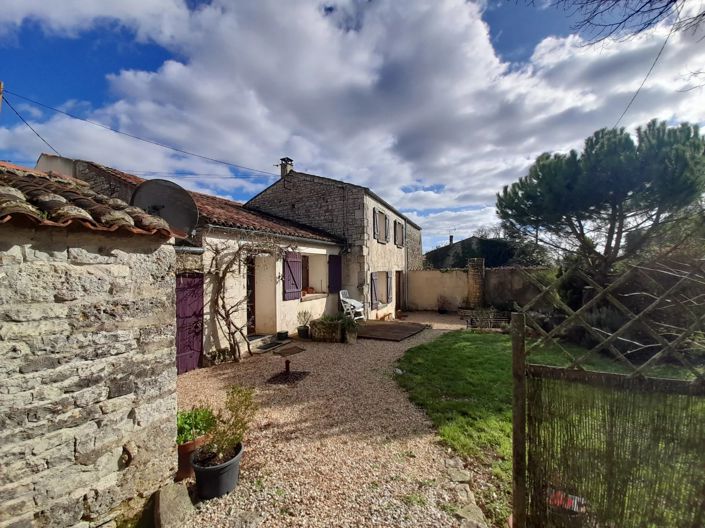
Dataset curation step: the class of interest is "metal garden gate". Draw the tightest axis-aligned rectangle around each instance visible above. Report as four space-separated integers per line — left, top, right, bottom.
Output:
511 258 705 527
176 272 204 375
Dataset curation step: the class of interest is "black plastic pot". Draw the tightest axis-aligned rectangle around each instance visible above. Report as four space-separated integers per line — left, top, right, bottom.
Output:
191 443 244 500
297 326 310 339
276 330 289 340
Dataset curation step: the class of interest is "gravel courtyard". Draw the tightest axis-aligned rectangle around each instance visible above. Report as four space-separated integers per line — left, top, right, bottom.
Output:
178 317 467 528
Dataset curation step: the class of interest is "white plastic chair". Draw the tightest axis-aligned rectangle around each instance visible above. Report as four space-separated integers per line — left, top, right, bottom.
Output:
340 290 365 321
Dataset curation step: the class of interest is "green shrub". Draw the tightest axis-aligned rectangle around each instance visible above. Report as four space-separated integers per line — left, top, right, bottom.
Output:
199 386 257 464
177 406 216 444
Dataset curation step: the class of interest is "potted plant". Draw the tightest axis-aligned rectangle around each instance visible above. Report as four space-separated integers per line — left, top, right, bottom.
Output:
175 406 216 481
297 310 312 339
191 385 257 499
342 315 359 344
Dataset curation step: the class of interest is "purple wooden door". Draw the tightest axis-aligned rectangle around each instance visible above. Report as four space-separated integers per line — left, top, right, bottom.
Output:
176 273 204 375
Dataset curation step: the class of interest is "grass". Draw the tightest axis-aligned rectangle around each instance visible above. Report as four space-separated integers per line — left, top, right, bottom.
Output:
400 493 427 507
396 330 702 528
396 331 514 526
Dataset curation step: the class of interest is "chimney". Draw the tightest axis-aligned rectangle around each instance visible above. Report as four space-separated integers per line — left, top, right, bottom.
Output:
280 157 294 178
449 234 454 246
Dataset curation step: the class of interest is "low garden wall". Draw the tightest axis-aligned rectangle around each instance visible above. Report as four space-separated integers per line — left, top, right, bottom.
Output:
0 226 177 527
407 263 549 311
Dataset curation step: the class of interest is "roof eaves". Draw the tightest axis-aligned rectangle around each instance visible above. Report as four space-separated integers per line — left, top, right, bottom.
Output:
0 163 178 239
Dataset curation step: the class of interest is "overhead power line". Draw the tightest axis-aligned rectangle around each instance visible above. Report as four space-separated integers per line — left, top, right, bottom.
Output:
2 95 61 156
120 169 268 180
613 7 681 128
3 89 278 177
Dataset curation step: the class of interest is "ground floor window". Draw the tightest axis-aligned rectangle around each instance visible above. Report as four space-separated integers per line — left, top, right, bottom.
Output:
302 254 327 295
371 270 394 308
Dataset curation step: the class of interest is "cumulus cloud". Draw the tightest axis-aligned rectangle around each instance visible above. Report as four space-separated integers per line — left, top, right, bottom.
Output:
1 0 704 250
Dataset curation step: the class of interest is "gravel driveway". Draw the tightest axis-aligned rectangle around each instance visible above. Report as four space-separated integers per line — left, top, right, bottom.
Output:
178 324 463 527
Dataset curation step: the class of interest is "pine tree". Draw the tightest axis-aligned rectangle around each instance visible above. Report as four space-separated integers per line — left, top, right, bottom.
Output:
496 120 705 281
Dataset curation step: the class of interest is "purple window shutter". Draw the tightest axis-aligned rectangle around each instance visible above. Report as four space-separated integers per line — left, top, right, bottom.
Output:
328 254 342 293
283 251 302 301
370 272 379 309
387 272 393 303
373 207 379 240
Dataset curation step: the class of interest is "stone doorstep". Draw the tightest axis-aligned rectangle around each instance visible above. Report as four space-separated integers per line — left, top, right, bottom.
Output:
251 338 292 354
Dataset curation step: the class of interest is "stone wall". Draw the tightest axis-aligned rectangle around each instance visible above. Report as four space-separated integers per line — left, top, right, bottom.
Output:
406 269 474 311
247 172 366 242
407 264 551 312
0 225 177 528
74 161 135 204
484 267 549 310
405 225 423 271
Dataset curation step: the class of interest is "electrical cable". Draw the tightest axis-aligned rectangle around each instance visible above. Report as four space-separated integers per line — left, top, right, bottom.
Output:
613 6 681 128
3 89 278 177
2 95 61 156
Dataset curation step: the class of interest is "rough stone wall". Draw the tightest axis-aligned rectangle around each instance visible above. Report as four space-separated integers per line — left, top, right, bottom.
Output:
246 172 366 241
175 250 204 273
73 162 134 203
466 258 485 308
0 225 177 528
484 267 549 310
405 225 423 271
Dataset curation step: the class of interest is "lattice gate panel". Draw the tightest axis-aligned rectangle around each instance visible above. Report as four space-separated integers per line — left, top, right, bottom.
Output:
512 257 705 528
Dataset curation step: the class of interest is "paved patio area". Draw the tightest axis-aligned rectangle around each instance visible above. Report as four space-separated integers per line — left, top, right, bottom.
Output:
179 313 469 527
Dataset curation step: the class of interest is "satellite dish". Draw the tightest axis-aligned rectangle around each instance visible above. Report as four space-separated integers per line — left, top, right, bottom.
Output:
130 179 199 237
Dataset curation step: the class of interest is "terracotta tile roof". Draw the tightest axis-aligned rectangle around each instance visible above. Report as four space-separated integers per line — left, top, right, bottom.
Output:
88 162 341 243
0 162 176 238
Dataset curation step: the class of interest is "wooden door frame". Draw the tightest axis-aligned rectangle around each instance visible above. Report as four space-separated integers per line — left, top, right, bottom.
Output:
395 270 403 312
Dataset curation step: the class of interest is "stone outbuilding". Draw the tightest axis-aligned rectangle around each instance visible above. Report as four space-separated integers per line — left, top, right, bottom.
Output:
0 162 178 527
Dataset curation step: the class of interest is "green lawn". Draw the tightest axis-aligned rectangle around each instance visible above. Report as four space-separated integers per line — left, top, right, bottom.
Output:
396 331 515 526
395 330 702 527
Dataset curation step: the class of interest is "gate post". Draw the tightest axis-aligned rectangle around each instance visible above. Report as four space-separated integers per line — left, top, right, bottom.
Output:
511 312 527 528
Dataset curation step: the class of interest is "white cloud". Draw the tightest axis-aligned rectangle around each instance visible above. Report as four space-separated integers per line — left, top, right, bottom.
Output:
1 0 704 250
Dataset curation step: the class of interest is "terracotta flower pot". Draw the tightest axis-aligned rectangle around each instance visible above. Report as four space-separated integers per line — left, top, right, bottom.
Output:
176 436 206 481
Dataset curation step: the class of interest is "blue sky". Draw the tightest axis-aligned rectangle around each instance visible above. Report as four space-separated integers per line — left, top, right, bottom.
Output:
1 1 703 250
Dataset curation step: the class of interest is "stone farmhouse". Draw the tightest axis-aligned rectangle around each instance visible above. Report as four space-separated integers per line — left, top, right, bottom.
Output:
247 158 423 318
0 162 178 527
36 155 422 374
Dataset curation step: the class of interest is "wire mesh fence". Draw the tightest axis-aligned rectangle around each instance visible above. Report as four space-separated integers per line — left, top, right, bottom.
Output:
511 256 705 528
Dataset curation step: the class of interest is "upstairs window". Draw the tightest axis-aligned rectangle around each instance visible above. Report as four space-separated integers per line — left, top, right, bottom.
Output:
394 220 404 247
373 208 390 243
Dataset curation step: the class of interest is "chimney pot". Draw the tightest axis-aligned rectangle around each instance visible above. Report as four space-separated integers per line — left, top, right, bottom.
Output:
449 234 454 245
280 157 294 178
